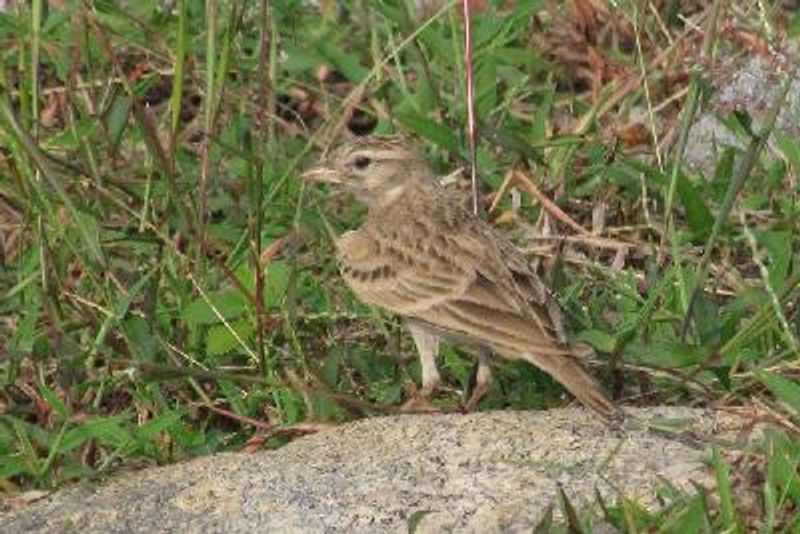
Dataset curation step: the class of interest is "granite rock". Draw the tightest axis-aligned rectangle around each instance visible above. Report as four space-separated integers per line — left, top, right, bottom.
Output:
1 407 758 533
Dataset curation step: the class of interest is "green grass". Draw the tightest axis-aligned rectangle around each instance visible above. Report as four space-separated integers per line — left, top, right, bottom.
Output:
1 0 799 528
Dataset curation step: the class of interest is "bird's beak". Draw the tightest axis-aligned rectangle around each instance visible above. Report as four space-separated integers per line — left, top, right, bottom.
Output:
301 162 341 184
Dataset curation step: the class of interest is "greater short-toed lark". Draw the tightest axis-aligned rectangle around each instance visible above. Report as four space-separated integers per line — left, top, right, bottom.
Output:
305 135 619 419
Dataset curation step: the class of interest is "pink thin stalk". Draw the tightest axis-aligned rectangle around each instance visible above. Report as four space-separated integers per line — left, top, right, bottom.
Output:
462 0 479 216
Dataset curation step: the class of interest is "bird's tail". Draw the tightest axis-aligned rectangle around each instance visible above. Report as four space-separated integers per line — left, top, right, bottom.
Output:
517 350 621 421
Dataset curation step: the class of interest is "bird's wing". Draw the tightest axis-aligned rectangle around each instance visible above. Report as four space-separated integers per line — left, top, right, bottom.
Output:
336 213 563 354
336 228 517 316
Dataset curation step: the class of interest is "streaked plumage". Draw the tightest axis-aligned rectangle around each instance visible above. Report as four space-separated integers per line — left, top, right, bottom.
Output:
305 135 620 420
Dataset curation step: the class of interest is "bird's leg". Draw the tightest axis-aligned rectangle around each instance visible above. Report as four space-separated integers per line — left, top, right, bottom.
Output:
402 323 441 411
464 347 493 411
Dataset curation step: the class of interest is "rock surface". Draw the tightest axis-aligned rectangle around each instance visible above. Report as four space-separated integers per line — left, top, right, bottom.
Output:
1 407 757 533
684 54 800 174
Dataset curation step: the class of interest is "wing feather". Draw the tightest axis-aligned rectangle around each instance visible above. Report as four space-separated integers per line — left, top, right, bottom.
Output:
336 211 562 353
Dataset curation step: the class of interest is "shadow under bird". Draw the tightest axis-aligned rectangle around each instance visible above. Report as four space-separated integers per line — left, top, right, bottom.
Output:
304 135 621 420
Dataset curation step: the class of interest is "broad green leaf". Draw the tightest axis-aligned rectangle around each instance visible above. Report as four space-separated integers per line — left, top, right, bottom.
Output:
322 349 343 388
73 209 106 267
0 454 32 479
234 261 257 294
395 110 461 153
759 371 800 418
123 316 157 360
676 175 712 241
11 419 39 474
60 416 132 453
135 410 184 441
693 293 721 347
315 39 368 82
206 319 255 356
264 260 290 309
625 341 708 368
777 134 800 177
183 289 248 326
282 42 324 73
575 329 615 353
711 147 736 197
105 94 131 153
754 230 791 289
0 13 21 36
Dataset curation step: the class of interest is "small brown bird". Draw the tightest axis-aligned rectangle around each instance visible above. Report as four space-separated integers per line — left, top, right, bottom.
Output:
304 135 619 419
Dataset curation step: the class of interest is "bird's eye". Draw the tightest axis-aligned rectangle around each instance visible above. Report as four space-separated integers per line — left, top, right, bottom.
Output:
353 155 372 170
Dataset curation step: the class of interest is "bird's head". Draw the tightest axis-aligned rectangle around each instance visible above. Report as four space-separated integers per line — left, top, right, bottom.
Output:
303 135 433 205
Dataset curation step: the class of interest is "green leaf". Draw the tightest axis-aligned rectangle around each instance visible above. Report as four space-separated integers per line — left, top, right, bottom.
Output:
754 230 791 289
135 410 184 441
475 53 497 118
625 341 708 368
10 301 39 353
281 41 324 73
759 372 800 418
206 319 255 356
575 329 615 353
105 94 132 153
123 316 157 360
72 209 106 268
712 448 739 531
532 505 553 534
11 419 40 476
406 509 434 534
509 0 545 25
315 39 368 82
777 134 800 177
0 454 33 479
60 416 132 453
264 260 290 309
183 289 248 326
711 147 736 196
659 494 707 533
763 464 777 532
693 293 721 347
766 430 800 504
676 174 713 241
0 13 22 36
395 110 461 153
322 349 343 388
557 484 584 533
37 382 69 420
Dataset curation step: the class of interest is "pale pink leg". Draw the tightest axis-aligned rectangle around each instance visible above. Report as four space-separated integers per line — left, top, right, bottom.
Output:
464 348 493 411
402 323 441 411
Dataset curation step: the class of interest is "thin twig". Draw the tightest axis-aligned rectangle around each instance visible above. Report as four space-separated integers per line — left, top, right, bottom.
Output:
512 169 589 235
462 0 479 216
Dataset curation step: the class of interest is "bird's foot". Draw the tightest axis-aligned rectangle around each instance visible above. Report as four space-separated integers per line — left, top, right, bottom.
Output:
462 355 493 412
400 383 439 412
462 382 490 412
